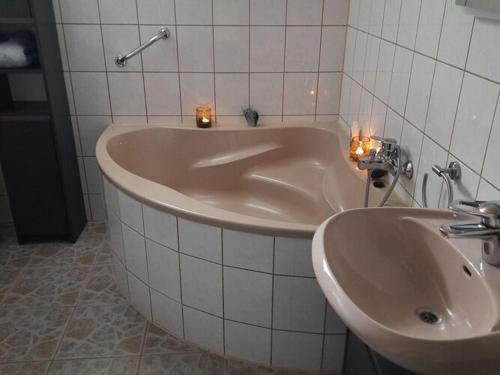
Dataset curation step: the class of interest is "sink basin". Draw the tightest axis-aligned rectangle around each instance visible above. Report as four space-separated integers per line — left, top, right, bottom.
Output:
312 208 500 374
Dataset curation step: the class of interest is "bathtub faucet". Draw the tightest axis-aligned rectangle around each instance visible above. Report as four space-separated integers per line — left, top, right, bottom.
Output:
357 136 399 174
242 107 259 127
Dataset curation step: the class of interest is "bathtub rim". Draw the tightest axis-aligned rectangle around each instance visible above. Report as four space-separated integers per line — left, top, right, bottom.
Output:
96 120 365 237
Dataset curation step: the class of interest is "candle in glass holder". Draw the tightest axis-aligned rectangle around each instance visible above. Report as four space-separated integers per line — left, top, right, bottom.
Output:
196 106 212 128
350 135 371 161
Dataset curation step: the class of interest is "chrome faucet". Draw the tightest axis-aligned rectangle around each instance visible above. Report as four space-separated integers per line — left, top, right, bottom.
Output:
440 200 500 266
358 137 401 175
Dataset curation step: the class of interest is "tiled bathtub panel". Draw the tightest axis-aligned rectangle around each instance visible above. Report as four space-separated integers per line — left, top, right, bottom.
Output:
106 183 346 371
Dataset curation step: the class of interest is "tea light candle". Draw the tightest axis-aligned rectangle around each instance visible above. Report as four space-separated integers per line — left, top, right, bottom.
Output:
350 135 371 161
196 106 212 128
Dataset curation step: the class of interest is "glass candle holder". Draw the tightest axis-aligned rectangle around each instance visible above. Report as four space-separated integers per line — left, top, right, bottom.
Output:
196 106 212 128
350 135 371 161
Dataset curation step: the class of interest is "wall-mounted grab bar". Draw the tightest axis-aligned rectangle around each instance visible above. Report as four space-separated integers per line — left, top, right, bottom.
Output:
422 162 461 208
114 26 170 67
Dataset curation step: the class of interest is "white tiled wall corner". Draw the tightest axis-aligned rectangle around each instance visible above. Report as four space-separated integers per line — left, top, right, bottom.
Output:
272 330 323 371
225 320 271 365
342 0 500 207
180 254 223 316
183 306 224 353
273 276 326 333
151 289 184 338
223 266 273 327
223 229 274 273
39 0 350 224
178 218 222 263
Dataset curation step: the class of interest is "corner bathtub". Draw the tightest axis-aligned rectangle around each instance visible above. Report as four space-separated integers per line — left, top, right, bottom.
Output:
97 122 392 372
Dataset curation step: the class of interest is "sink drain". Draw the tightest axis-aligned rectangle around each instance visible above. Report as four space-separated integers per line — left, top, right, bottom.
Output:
417 310 441 325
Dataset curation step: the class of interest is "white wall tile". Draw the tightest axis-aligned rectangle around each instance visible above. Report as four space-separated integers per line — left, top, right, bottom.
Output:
368 0 385 35
99 0 138 24
425 62 463 149
178 218 221 263
250 27 285 72
343 28 356 77
225 321 271 365
180 254 223 316
215 73 248 114
388 46 413 116
250 73 283 115
128 272 152 320
214 27 249 72
273 276 325 333
450 74 499 173
374 40 395 103
283 73 318 115
477 179 500 201
103 177 119 218
384 108 404 142
352 31 367 83
415 0 446 58
438 0 474 69
118 191 144 233
183 306 223 353
79 116 111 156
272 330 323 371
177 26 214 72
357 0 372 32
83 157 102 194
140 26 178 72
60 0 99 23
287 0 323 25
396 0 421 49
362 35 380 93
111 251 129 299
72 72 111 115
143 205 178 250
405 53 435 131
151 289 183 338
108 73 146 116
483 101 500 188
222 229 273 273
63 25 105 71
146 239 180 301
444 157 480 203
323 0 349 25
224 267 272 327
317 73 342 115
274 237 314 277
322 335 346 372
250 0 286 25
285 27 321 72
325 305 346 334
467 18 500 84
179 73 215 116
348 0 361 28
175 0 212 25
213 0 249 25
137 0 175 24
144 73 181 115
320 27 346 72
382 0 402 42
123 224 148 281
108 211 125 261
369 97 387 137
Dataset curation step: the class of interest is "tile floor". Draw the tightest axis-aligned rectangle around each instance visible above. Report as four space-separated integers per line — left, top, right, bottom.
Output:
0 223 335 374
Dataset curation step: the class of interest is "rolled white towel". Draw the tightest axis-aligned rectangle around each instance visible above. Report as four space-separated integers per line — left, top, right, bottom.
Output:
0 41 29 68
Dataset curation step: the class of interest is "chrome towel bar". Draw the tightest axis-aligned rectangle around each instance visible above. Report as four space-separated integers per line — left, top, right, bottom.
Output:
114 26 170 67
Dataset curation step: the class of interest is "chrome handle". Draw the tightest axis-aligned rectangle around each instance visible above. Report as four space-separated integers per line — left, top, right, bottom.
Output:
449 200 500 229
115 26 170 67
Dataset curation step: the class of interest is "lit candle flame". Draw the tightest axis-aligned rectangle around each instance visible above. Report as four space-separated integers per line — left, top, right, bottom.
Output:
202 117 210 123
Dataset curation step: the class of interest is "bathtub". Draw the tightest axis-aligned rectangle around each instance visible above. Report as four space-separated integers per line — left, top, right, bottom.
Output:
97 121 396 372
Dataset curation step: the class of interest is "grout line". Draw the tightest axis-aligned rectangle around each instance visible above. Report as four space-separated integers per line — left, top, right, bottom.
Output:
280 0 288 122
269 236 275 366
313 0 326 121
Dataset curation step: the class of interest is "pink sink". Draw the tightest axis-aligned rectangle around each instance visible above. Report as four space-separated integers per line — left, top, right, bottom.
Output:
312 208 500 374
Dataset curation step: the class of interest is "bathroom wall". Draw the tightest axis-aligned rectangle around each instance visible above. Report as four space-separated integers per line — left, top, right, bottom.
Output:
341 0 500 208
42 0 347 222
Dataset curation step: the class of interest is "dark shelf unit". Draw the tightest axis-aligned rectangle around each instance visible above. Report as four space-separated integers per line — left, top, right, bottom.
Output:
0 0 87 243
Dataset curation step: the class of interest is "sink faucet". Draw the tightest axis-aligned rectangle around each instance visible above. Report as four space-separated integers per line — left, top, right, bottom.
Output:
357 136 400 175
440 200 500 266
